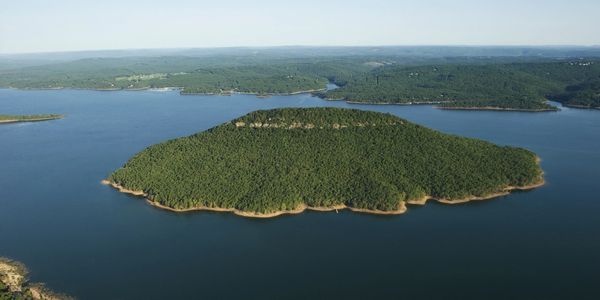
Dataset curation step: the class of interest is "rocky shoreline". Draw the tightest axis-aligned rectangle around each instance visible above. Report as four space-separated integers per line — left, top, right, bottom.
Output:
0 257 71 300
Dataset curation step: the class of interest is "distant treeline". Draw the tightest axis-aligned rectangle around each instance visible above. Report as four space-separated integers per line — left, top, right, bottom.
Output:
550 78 600 108
324 61 600 110
1 54 599 110
0 56 370 95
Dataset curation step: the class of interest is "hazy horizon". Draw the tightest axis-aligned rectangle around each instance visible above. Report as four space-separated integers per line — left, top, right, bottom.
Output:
3 44 600 57
2 0 599 54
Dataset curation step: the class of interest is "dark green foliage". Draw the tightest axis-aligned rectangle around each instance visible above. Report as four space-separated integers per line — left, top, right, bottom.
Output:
325 61 600 110
109 108 543 214
0 56 368 95
173 66 327 95
2 53 599 110
550 79 600 108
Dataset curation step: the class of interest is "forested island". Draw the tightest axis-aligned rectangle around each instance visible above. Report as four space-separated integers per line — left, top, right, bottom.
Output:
1 47 599 111
0 257 70 300
0 114 63 124
105 108 544 217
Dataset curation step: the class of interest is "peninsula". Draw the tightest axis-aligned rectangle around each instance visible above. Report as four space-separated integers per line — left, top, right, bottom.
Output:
0 114 63 124
104 108 544 218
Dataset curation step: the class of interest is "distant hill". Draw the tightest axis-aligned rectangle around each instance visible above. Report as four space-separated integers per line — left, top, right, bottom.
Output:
323 60 600 110
2 47 600 110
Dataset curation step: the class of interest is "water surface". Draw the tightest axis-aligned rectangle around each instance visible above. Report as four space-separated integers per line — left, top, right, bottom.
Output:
1 89 599 299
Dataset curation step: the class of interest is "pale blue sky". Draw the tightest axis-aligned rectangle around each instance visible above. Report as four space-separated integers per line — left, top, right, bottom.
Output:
1 0 599 54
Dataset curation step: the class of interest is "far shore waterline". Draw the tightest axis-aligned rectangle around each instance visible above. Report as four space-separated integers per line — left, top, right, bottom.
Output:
1 85 327 96
3 86 591 111
436 106 559 112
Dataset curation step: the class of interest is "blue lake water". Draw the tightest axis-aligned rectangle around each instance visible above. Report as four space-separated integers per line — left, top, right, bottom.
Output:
1 89 599 299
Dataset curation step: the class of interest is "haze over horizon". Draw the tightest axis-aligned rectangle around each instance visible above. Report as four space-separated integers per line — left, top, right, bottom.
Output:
1 0 600 54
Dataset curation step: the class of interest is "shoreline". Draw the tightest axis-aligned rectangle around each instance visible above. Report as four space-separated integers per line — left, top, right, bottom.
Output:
101 173 544 218
408 156 544 205
180 87 327 97
101 180 407 218
406 179 545 205
339 99 452 106
6 87 596 112
326 97 559 112
436 106 558 112
562 103 600 110
1 86 327 97
0 258 26 292
0 115 64 124
0 258 69 300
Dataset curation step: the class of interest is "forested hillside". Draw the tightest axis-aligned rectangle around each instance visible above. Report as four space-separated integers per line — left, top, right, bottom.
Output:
550 79 600 109
324 61 600 110
1 51 599 110
107 108 543 216
0 56 371 95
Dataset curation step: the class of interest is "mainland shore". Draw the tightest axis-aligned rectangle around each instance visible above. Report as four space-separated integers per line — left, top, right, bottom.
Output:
331 98 558 112
562 103 600 110
436 106 558 112
8 86 593 111
180 87 327 97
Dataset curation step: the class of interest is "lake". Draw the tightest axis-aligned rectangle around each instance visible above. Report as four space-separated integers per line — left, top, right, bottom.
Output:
1 89 599 299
